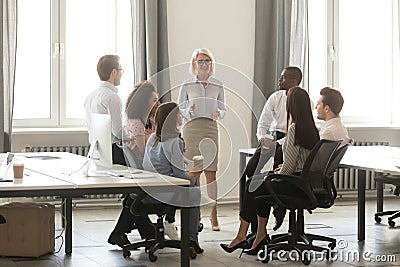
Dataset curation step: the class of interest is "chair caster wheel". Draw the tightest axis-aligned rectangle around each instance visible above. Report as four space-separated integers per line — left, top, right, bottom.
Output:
389 220 395 227
122 249 131 258
302 256 311 265
149 253 157 262
375 216 382 223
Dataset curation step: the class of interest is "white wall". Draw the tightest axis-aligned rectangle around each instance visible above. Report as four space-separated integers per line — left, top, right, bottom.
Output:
167 0 256 200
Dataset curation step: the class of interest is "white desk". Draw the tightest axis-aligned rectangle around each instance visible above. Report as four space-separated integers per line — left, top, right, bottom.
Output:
340 146 400 241
0 153 192 267
239 146 400 242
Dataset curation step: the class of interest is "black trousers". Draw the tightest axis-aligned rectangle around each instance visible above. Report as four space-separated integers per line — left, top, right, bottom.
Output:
241 131 285 233
111 143 155 239
240 172 304 225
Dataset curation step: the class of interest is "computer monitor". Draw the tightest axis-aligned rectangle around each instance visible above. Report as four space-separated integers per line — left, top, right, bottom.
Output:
87 113 113 172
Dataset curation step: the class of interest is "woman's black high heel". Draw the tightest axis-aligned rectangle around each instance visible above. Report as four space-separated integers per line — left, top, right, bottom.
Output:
191 240 204 254
220 240 248 258
243 235 270 255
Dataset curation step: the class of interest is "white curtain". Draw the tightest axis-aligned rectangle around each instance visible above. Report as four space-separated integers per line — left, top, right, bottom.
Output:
289 0 309 90
0 0 17 152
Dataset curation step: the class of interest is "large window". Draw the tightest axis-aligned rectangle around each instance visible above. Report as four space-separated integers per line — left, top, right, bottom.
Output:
308 0 399 124
14 0 133 127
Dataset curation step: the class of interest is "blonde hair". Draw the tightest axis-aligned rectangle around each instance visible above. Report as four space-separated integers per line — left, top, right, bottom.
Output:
189 48 215 76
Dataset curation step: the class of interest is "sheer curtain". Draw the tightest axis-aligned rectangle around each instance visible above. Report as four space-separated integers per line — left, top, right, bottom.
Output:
0 1 17 152
252 0 291 146
130 0 171 102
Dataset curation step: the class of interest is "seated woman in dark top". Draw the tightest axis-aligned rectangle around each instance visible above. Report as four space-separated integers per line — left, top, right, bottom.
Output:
220 87 320 256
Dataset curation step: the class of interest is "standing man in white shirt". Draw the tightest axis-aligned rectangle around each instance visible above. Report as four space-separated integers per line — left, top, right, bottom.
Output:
84 54 127 165
242 67 303 240
316 87 350 142
84 55 156 247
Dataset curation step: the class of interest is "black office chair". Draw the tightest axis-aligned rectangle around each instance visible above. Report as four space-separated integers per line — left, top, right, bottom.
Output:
255 139 348 265
374 175 400 227
121 191 197 262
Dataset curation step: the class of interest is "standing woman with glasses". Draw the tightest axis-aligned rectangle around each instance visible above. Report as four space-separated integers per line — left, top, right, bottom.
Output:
178 48 226 231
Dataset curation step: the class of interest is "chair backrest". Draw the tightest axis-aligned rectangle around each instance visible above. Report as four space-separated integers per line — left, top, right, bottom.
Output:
323 139 353 202
326 139 353 178
301 139 341 193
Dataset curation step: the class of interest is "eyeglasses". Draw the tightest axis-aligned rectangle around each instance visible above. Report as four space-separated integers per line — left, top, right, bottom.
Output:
117 68 124 74
196 60 212 66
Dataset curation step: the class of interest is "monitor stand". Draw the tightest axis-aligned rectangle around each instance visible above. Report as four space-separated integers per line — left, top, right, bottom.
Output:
83 140 112 177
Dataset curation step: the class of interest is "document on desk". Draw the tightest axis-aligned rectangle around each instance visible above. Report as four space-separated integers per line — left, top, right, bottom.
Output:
107 169 156 179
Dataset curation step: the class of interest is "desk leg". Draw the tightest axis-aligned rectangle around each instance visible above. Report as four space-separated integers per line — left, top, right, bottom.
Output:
358 169 366 241
376 173 383 213
239 152 247 212
181 207 190 267
65 197 72 255
61 198 66 228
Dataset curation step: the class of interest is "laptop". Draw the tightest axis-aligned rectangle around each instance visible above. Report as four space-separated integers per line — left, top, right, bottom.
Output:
0 152 14 180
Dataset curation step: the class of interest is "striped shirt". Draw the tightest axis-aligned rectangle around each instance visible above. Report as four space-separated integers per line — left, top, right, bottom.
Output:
279 124 311 175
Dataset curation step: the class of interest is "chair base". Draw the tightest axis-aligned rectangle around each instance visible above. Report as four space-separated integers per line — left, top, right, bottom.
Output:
122 215 191 262
375 210 400 227
265 209 335 265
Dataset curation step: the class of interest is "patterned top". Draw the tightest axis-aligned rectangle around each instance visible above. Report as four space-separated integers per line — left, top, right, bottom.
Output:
126 119 145 157
280 124 312 175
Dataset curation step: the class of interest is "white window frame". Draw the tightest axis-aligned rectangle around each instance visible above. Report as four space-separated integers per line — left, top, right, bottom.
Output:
311 0 398 125
13 0 125 128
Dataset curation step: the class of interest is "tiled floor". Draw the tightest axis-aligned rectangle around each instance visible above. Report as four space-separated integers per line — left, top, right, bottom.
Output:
1 197 400 266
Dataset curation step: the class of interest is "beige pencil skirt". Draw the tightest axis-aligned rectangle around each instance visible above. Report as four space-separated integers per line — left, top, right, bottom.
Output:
181 118 219 171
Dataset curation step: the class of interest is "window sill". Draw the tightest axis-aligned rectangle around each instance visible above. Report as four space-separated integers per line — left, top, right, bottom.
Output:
12 127 88 135
343 124 400 130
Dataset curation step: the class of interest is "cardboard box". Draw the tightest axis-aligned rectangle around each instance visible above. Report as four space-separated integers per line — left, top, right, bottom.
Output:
0 202 55 257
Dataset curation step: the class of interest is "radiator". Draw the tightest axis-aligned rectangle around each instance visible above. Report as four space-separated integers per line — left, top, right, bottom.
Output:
30 145 89 157
334 141 389 191
28 145 121 202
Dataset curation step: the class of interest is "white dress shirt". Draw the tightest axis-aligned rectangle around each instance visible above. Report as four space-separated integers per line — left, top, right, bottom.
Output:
256 90 287 141
178 76 226 122
319 117 350 143
84 81 127 143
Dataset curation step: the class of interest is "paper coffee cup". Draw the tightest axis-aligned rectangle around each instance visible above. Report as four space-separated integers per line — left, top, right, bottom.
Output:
192 155 204 171
13 161 24 179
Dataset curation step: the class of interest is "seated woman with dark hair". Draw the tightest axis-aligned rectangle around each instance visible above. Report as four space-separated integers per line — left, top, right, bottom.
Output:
142 102 203 252
220 87 320 256
125 81 160 160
